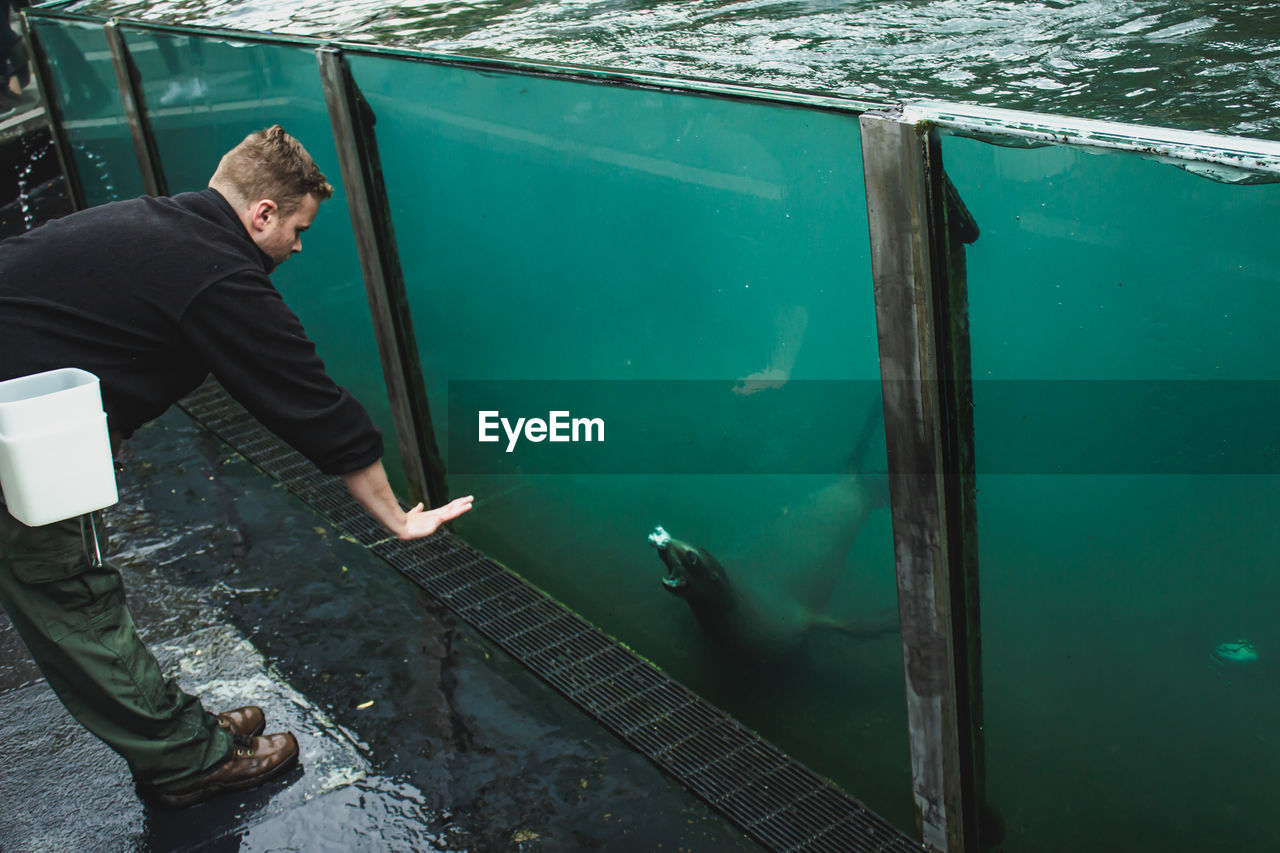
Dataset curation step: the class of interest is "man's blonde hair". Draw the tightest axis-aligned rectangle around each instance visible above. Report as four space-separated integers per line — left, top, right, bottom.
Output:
210 125 334 214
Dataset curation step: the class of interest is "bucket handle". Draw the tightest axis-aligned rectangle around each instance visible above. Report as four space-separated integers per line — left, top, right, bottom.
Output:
79 513 103 568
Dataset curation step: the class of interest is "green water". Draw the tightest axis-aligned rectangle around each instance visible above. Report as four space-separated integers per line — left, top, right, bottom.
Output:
339 50 914 825
948 136 1280 850
25 9 1280 850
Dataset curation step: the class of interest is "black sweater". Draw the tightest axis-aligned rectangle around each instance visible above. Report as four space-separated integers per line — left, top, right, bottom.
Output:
0 188 382 475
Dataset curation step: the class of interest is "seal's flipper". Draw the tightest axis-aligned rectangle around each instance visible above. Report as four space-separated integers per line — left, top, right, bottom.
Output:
808 610 899 641
866 473 891 511
844 399 890 511
844 397 886 476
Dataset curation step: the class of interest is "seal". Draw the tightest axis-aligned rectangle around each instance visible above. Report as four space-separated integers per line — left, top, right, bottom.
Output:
648 514 894 661
648 405 897 660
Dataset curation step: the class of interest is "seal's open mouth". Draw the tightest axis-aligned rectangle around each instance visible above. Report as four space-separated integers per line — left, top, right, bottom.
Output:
661 566 685 589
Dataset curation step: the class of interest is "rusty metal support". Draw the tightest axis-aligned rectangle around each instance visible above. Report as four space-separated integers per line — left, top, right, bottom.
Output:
860 110 986 853
316 45 446 508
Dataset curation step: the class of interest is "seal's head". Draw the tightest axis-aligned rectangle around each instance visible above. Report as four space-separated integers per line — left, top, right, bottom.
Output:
648 526 730 606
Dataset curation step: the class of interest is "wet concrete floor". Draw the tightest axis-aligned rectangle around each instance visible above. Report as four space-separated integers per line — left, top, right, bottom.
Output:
0 409 761 852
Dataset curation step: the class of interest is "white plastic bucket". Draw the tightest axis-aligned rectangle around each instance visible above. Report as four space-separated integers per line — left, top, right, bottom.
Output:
0 368 118 526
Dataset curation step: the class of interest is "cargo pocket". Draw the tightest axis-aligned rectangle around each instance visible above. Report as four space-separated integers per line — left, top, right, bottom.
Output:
4 516 120 642
8 522 89 584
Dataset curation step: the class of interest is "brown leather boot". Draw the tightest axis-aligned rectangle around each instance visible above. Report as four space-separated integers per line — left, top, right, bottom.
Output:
146 733 300 809
216 706 266 738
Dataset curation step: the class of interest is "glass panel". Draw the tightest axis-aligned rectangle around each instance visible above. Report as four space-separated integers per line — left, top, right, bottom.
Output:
945 134 1280 851
119 29 403 489
349 53 911 829
30 18 142 204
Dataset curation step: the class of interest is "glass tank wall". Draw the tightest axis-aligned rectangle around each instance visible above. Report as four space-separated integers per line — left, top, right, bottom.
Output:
28 18 142 203
942 134 1280 852
344 53 911 829
114 26 404 485
27 17 913 830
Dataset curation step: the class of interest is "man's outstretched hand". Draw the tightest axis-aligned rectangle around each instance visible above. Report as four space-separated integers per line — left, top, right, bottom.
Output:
342 460 475 540
399 495 474 540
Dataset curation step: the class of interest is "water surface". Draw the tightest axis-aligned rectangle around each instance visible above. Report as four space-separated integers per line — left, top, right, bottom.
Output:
66 0 1280 139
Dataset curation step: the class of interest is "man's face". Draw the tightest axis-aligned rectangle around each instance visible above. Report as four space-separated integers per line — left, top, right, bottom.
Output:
255 193 320 267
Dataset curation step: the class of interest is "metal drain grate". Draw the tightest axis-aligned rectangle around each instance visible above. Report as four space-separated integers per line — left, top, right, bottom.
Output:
178 381 926 853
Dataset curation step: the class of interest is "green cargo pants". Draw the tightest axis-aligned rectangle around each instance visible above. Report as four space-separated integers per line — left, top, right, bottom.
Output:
0 507 232 791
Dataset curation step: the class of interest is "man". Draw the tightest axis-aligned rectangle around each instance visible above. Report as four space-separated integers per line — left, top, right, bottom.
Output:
0 125 472 808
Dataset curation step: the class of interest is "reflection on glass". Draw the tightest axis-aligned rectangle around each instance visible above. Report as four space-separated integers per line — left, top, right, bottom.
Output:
118 28 403 489
348 52 912 830
947 133 1280 852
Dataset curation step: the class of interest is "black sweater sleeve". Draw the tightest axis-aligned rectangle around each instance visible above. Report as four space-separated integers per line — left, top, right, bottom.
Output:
180 272 383 475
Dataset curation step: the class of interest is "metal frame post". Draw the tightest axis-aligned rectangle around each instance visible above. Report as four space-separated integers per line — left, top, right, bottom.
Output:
929 138 992 853
104 20 167 197
316 45 446 508
860 110 985 852
21 12 86 211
